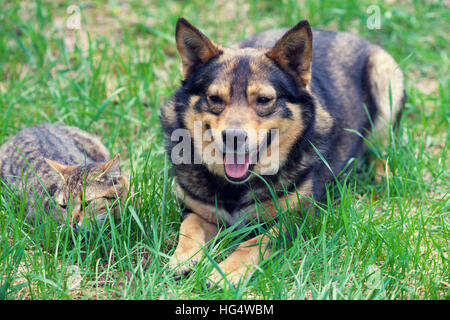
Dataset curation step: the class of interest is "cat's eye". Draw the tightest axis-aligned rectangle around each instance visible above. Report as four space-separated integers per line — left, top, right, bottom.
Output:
208 95 223 104
59 204 67 209
82 200 93 207
256 96 272 104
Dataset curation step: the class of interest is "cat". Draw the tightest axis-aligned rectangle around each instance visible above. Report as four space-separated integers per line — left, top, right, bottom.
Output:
0 123 129 226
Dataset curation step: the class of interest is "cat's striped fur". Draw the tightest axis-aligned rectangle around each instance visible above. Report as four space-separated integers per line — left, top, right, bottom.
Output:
0 123 129 225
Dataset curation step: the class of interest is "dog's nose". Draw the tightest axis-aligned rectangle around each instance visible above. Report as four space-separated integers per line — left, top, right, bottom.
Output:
222 129 248 153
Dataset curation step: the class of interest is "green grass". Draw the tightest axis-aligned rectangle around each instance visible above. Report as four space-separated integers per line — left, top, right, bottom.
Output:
0 0 448 299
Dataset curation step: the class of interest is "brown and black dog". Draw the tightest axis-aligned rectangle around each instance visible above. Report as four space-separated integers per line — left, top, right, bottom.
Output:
160 18 405 286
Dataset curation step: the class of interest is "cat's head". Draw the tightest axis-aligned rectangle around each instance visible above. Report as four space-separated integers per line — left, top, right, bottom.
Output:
44 154 129 226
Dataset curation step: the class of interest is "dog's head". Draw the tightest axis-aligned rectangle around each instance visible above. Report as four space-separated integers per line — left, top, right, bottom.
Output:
168 18 315 184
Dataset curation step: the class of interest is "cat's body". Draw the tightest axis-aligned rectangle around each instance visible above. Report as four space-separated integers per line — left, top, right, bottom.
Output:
0 123 128 225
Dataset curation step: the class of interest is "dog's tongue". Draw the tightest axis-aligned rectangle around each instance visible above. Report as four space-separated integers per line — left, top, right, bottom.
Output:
224 153 250 179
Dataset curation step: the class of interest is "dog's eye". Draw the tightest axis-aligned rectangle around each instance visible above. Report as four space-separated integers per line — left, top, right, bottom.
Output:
255 96 276 117
208 95 223 104
256 96 272 104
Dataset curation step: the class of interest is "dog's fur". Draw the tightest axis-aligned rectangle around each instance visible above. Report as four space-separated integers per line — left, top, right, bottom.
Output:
161 18 405 286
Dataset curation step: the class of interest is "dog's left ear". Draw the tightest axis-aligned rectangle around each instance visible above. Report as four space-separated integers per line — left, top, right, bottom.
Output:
175 17 222 79
267 20 313 87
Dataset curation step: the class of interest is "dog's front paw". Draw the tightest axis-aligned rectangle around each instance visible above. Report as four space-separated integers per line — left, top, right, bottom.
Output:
206 265 249 289
168 251 201 278
207 270 230 289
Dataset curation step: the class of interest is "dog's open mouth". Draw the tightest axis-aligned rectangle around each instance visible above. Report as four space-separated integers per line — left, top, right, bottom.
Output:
222 130 273 183
224 153 255 182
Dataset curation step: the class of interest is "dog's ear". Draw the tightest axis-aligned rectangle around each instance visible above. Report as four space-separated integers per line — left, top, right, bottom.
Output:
266 20 313 87
175 17 222 79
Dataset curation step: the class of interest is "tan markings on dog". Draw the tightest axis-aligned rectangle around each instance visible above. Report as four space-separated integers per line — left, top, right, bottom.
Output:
246 83 277 116
169 212 219 273
189 95 201 108
206 84 231 105
214 105 255 132
161 99 177 126
315 100 334 134
246 83 276 98
183 106 227 177
253 102 303 175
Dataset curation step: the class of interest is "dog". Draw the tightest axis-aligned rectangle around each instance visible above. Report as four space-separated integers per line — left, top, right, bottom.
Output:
160 17 405 286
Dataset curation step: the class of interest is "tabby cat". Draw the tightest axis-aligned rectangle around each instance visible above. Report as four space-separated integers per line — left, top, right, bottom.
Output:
0 123 129 226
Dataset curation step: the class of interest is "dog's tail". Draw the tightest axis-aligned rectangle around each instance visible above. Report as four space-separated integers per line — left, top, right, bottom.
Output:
365 47 405 140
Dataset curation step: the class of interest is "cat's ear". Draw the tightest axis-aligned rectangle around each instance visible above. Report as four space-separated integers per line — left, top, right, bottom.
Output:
45 158 75 180
266 20 313 87
176 17 222 78
98 154 121 179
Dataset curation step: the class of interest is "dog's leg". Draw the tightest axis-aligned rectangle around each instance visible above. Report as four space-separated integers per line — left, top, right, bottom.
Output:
169 212 218 275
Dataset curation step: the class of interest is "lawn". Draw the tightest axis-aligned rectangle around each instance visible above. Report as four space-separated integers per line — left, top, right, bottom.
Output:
0 0 448 299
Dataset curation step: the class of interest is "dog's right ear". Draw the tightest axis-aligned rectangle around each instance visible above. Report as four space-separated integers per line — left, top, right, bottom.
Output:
175 17 222 79
266 20 313 87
